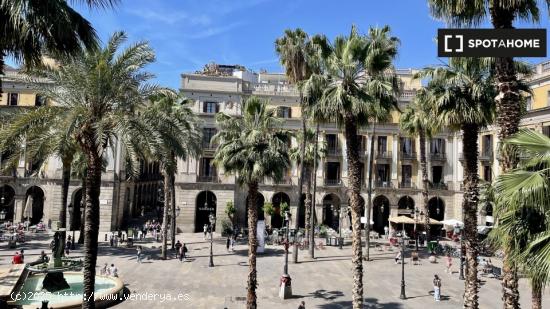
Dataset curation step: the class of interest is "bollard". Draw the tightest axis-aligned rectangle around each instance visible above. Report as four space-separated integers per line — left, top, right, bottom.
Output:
105 233 108 241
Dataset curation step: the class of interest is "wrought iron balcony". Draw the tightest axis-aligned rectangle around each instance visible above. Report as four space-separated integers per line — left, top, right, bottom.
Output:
400 151 416 160
324 178 342 186
376 151 392 160
326 147 341 156
479 151 493 161
196 175 220 183
399 180 415 189
430 152 446 161
202 141 218 150
429 182 448 190
375 180 393 188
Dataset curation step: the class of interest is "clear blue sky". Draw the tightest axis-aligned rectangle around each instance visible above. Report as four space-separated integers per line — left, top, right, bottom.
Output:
38 0 550 88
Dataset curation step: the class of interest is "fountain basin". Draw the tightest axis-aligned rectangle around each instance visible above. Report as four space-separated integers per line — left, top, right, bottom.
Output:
9 272 124 308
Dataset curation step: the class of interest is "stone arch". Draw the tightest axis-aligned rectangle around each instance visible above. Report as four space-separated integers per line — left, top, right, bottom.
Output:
272 192 290 229
322 193 341 230
69 188 84 231
0 184 16 222
398 195 415 211
25 186 45 225
372 195 390 234
195 191 217 232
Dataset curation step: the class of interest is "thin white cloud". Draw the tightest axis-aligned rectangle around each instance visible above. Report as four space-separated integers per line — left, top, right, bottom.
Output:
125 8 211 26
184 22 246 39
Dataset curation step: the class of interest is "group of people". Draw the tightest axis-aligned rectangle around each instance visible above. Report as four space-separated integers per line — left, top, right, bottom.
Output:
100 263 119 277
143 220 162 241
174 240 189 262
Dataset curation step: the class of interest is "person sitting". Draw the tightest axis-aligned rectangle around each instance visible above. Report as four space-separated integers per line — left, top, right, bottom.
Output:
411 251 420 265
11 252 23 264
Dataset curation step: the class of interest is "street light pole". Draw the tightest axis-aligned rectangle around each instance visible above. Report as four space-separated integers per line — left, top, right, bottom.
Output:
399 234 407 300
209 213 216 267
338 207 343 250
279 211 292 299
459 226 465 280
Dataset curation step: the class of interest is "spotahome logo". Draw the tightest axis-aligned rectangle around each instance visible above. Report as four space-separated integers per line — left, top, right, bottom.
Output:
438 29 546 57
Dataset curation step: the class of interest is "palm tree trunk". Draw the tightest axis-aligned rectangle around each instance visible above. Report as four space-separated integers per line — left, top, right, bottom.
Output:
304 166 312 246
0 50 4 94
462 123 480 309
82 151 102 309
78 175 86 244
161 172 170 260
309 124 319 258
531 282 542 309
419 130 430 241
59 158 72 255
365 122 376 260
293 114 307 263
344 114 364 309
490 5 522 308
246 181 259 309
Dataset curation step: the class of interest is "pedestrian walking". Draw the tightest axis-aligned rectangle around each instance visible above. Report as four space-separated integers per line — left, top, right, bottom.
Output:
65 239 71 256
175 240 182 259
109 264 118 277
384 226 389 239
100 263 109 275
230 235 235 251
433 274 442 301
445 253 453 274
20 249 25 263
181 244 188 261
136 246 142 263
109 234 114 247
203 224 208 240
226 237 230 252
298 301 306 309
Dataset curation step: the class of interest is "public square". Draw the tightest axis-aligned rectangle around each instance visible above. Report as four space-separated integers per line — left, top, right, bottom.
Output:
1 230 547 309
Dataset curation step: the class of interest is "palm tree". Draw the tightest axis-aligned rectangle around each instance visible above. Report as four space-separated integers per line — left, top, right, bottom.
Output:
311 25 400 309
426 2 550 306
400 88 440 243
140 93 202 259
418 57 498 308
27 32 163 309
494 129 550 309
213 96 290 309
0 0 117 93
275 28 315 263
0 106 79 259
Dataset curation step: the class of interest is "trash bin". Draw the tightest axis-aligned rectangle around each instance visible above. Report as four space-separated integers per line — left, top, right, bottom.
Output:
8 240 16 249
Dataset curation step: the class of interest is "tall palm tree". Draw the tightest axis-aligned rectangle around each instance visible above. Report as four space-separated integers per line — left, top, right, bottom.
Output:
140 93 202 259
426 2 550 306
494 129 550 309
312 25 400 309
0 106 79 259
400 88 440 243
0 0 117 93
275 28 314 263
28 32 163 309
213 96 290 309
417 58 498 309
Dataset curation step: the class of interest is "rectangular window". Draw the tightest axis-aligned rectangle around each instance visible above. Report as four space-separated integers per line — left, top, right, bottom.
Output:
430 138 445 154
202 128 217 147
326 134 338 153
377 136 387 153
526 96 532 111
200 157 216 177
483 135 492 156
376 164 390 182
35 95 46 107
401 165 412 187
203 101 219 114
483 165 492 182
400 137 414 154
326 162 340 181
543 126 550 138
8 93 18 106
277 106 292 118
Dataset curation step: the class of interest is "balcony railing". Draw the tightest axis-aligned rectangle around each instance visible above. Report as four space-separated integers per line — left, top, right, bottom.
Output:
375 180 393 188
274 176 293 185
479 151 493 161
401 151 416 160
430 152 446 161
429 182 448 190
399 180 415 189
376 151 392 160
202 141 218 150
326 148 340 156
324 178 342 186
196 175 220 183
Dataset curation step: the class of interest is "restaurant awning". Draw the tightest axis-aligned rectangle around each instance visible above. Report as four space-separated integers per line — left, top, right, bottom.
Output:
389 216 416 224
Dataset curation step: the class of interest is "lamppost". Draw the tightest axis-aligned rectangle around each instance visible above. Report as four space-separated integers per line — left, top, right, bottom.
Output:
398 232 407 300
411 208 424 251
68 206 76 250
0 209 6 222
279 210 293 299
171 206 181 250
454 223 465 280
208 213 216 267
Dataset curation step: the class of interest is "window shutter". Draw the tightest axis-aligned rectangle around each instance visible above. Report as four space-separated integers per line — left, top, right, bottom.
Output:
203 102 207 113
215 103 220 113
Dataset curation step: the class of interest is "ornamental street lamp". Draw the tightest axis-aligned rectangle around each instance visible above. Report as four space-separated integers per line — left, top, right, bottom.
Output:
279 211 292 299
208 213 216 267
0 209 6 221
454 223 465 280
398 232 408 300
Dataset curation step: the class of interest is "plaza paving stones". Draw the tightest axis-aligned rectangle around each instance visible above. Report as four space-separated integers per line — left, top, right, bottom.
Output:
1 232 548 308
